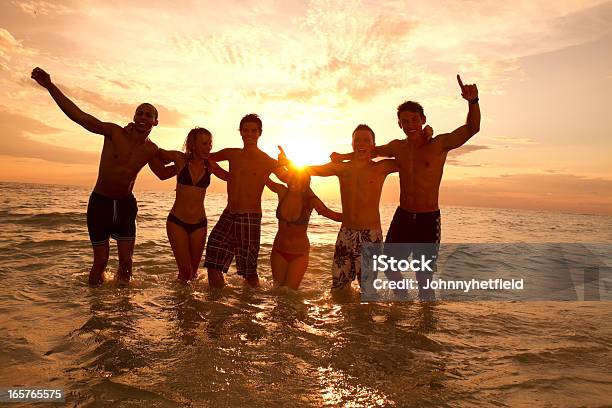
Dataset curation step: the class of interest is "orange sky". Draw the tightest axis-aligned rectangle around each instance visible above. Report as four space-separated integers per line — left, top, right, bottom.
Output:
1 0 611 214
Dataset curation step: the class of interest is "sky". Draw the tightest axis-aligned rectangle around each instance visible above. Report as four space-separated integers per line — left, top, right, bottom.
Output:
1 0 611 214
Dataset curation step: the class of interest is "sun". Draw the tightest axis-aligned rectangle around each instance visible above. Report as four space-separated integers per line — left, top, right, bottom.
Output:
279 138 331 168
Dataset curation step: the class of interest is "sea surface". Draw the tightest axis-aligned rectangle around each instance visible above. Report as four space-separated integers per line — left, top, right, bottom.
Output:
0 181 611 407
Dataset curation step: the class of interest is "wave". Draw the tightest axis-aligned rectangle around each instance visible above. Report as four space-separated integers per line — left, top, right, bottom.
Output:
3 212 84 227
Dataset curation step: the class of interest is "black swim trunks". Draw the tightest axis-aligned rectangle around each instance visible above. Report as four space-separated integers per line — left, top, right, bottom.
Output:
385 208 441 244
385 208 440 300
87 192 138 246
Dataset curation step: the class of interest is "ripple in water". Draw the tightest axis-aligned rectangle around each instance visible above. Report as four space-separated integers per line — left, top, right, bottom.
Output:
0 182 611 406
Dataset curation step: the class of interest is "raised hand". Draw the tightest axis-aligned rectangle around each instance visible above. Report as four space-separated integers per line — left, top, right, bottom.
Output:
31 67 52 88
423 125 433 140
277 145 289 166
123 122 135 133
457 74 478 103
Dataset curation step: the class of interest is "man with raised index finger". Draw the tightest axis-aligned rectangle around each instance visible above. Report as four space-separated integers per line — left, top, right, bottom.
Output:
331 74 481 299
383 74 480 298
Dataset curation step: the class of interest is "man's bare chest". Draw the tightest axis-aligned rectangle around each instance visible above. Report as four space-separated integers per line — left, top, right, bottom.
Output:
104 138 151 167
232 158 270 179
396 146 444 172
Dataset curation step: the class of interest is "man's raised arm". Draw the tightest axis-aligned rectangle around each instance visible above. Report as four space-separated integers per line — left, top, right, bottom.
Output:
440 75 481 151
31 67 119 136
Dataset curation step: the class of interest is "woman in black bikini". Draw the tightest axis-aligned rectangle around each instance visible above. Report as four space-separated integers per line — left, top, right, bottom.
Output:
266 171 342 289
160 128 228 282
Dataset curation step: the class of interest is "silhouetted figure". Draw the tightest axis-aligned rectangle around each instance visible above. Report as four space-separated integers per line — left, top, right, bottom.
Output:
31 67 171 285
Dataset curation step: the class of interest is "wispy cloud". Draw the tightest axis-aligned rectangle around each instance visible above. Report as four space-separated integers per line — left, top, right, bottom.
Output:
0 0 611 213
442 173 612 214
10 0 80 17
59 84 186 127
486 135 538 145
447 144 490 166
0 106 98 164
0 27 36 60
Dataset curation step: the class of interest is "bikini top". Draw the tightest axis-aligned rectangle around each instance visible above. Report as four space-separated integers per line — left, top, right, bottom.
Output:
177 160 211 189
276 189 316 225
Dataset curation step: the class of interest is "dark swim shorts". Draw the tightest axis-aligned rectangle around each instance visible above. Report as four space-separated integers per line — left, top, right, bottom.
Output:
385 208 441 244
86 191 138 246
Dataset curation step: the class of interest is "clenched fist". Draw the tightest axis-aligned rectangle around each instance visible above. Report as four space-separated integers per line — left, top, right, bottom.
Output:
31 67 52 89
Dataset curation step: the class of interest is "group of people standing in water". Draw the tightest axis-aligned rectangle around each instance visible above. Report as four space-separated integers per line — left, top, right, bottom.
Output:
30 66 480 293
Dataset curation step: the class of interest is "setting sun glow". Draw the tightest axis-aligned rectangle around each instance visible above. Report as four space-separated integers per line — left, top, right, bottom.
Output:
279 139 331 168
0 1 611 214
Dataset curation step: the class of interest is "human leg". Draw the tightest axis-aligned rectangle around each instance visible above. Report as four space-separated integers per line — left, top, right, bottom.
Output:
86 192 113 285
89 242 109 285
270 249 289 286
332 227 355 289
188 222 207 281
284 253 309 290
112 194 138 283
414 211 441 301
203 210 235 288
116 239 135 283
234 212 262 287
167 215 194 282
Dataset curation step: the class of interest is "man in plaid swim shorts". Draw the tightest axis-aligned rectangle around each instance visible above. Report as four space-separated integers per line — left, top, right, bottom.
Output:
204 114 287 288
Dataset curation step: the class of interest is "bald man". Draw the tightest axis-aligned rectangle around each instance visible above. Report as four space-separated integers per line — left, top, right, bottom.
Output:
31 67 172 285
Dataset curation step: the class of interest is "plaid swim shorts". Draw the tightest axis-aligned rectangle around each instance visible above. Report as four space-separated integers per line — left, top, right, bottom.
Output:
203 209 262 277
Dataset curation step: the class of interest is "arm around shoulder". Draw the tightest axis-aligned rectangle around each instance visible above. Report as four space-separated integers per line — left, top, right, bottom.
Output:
374 141 397 158
305 162 341 177
379 159 400 175
313 197 342 222
208 160 229 181
207 148 233 162
157 149 183 164
265 178 286 194
148 155 177 180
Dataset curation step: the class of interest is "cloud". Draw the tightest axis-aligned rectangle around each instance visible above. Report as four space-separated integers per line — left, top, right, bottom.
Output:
447 144 490 157
548 1 612 49
0 28 20 53
380 171 612 215
60 84 186 127
446 144 490 166
151 0 612 111
0 27 37 60
441 173 612 215
286 3 421 104
10 0 80 17
486 135 538 145
0 107 99 164
169 1 422 106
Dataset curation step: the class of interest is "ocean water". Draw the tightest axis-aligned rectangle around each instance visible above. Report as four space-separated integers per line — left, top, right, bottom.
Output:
0 181 611 407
